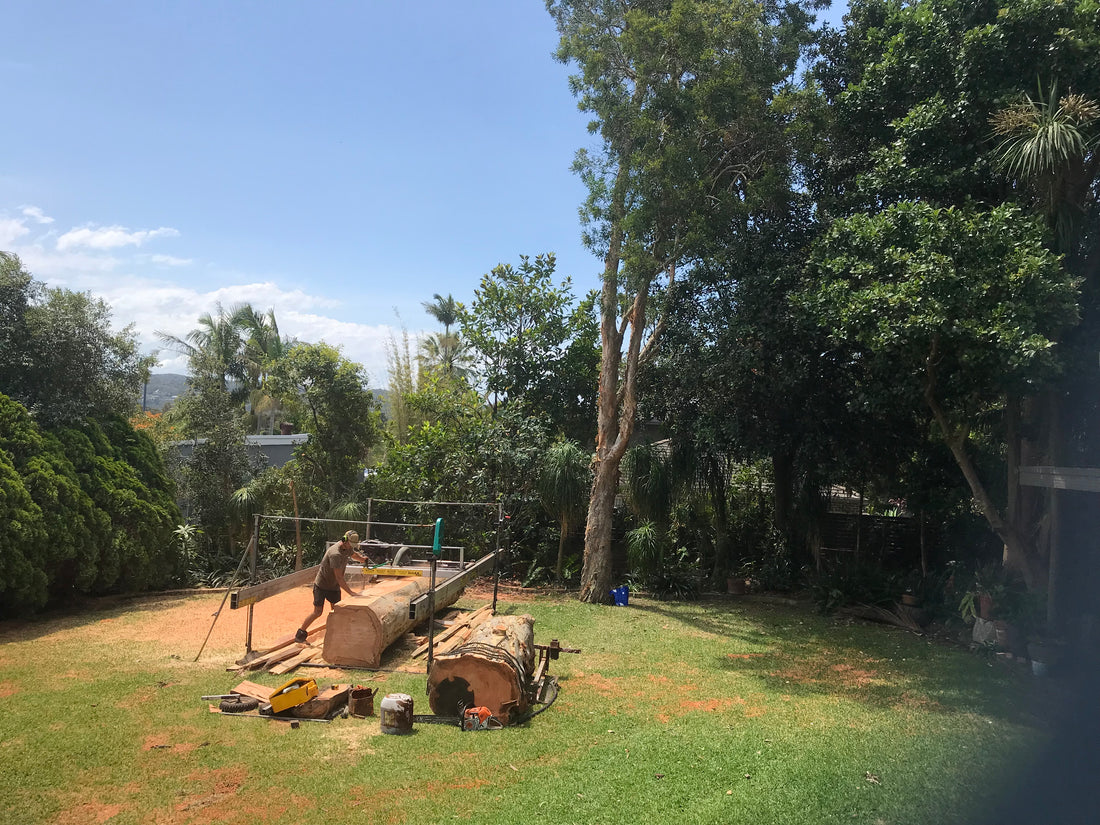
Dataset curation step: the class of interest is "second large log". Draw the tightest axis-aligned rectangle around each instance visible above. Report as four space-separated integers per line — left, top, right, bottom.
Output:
322 576 462 668
427 613 534 725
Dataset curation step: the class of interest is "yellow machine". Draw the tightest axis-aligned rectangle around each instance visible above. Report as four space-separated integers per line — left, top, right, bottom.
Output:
268 677 318 714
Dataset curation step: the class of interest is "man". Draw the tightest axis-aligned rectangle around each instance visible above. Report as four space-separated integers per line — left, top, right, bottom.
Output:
295 530 367 643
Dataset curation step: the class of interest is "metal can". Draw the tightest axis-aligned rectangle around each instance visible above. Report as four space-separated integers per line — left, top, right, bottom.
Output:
379 693 414 734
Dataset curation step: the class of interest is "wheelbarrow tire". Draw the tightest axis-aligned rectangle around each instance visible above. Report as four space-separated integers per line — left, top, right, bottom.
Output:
220 695 260 713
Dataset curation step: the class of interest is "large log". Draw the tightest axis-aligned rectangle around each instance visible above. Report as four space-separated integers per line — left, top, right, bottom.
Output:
427 614 534 725
322 576 462 668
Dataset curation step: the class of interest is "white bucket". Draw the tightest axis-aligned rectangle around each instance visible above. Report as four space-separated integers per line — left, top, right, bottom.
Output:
380 693 414 734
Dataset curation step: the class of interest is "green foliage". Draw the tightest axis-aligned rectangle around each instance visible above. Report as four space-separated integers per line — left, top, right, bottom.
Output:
804 202 1078 427
622 444 675 524
460 253 599 443
0 253 152 427
266 342 382 504
0 392 180 614
808 563 904 614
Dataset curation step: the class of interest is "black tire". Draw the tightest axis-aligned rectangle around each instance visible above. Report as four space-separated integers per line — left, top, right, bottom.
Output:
219 695 259 713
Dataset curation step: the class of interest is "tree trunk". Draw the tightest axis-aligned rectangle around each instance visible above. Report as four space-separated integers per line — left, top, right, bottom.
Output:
321 576 462 668
580 458 620 603
554 515 568 580
580 156 632 605
927 395 1038 590
427 613 535 725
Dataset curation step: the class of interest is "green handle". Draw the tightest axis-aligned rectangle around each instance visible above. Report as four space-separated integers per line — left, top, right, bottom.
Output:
432 518 444 558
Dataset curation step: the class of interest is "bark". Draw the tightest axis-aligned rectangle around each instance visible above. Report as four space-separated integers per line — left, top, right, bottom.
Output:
579 155 631 605
924 357 1038 590
321 576 462 668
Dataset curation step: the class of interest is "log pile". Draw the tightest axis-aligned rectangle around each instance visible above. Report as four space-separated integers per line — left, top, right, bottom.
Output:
427 613 535 725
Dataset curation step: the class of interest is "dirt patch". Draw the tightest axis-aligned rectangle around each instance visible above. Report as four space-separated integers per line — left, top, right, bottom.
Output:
0 680 19 698
769 650 890 691
55 801 127 824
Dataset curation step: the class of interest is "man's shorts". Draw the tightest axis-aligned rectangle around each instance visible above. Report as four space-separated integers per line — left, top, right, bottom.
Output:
313 585 341 608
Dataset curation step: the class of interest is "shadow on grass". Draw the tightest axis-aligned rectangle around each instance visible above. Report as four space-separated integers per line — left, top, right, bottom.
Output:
629 595 1044 727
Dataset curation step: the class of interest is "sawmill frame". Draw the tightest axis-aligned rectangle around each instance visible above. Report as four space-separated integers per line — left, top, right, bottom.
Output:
226 499 505 654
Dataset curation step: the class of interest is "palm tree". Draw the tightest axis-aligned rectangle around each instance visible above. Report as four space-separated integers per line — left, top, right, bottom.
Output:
156 303 246 395
992 81 1100 252
419 330 476 382
537 440 592 580
422 293 460 335
232 304 292 433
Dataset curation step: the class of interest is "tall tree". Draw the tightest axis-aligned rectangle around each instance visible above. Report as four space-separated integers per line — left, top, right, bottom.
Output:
266 342 382 504
422 293 460 335
0 253 153 427
548 0 819 602
802 202 1078 589
157 303 246 395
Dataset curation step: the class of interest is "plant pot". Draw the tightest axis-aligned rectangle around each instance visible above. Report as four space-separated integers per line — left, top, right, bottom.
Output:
1027 640 1065 676
994 620 1026 658
727 577 747 596
978 593 994 620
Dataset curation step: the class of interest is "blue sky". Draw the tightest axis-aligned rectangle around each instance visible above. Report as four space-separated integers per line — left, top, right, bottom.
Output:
1 1 846 382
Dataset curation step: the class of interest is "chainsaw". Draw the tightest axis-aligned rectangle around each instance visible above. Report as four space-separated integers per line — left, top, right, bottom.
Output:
411 705 503 731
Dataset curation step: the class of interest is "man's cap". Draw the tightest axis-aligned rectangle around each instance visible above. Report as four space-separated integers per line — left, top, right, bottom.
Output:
344 530 360 544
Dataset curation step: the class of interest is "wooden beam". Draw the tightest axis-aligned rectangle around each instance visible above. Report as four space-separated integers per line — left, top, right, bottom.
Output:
232 565 319 609
1019 466 1100 492
407 551 500 622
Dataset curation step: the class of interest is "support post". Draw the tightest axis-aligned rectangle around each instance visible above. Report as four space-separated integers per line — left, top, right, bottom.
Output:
366 498 373 541
291 480 302 571
245 515 260 653
426 517 444 691
492 503 504 613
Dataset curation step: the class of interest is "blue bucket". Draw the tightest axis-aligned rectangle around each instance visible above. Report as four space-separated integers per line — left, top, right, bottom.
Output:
610 585 629 606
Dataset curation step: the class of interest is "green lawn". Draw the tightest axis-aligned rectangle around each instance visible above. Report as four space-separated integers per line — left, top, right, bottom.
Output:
0 589 1048 825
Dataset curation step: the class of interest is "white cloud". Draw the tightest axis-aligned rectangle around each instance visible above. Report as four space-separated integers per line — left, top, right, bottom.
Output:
0 217 31 247
3 203 409 387
149 254 193 267
20 205 54 224
57 224 180 251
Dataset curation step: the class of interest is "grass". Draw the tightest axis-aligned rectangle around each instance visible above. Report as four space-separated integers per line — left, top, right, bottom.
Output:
0 588 1053 825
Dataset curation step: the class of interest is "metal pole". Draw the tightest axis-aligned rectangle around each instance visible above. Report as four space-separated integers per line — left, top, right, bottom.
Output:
366 498 373 541
245 515 260 653
492 502 503 613
426 554 437 693
194 539 252 662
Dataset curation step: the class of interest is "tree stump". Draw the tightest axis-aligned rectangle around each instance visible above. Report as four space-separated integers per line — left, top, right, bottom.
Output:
427 613 534 724
322 576 461 668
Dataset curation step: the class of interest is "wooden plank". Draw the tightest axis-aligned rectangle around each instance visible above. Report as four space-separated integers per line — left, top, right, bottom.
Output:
412 604 493 658
232 565 319 609
287 683 351 719
230 680 275 702
269 647 322 676
1019 466 1100 492
244 642 304 671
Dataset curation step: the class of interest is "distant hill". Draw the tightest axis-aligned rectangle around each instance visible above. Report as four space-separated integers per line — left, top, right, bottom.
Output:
140 373 189 411
139 373 391 416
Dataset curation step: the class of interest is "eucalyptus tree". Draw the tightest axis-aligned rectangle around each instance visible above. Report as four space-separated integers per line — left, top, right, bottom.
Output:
547 0 820 602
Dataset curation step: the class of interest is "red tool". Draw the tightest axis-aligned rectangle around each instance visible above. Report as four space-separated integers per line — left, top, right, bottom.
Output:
462 706 503 731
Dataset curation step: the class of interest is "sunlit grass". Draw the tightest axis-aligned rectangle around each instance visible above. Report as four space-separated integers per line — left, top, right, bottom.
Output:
0 590 1046 825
